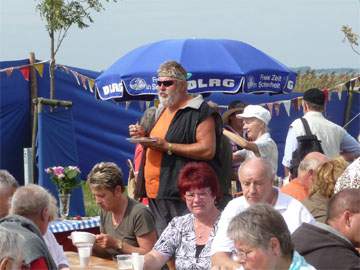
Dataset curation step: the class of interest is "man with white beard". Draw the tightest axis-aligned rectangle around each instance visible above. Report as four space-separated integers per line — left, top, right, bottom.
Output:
129 60 231 236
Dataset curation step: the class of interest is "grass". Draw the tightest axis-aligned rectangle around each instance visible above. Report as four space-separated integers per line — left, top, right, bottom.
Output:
82 183 100 217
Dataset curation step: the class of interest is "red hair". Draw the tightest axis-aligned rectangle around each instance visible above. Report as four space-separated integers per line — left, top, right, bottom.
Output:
177 162 222 201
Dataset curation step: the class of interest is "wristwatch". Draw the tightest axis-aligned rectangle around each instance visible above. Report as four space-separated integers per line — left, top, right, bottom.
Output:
167 143 173 155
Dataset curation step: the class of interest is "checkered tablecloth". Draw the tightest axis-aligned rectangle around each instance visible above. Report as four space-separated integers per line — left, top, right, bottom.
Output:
49 216 100 233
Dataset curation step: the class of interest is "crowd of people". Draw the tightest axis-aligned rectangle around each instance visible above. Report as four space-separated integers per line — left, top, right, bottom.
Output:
1 60 360 270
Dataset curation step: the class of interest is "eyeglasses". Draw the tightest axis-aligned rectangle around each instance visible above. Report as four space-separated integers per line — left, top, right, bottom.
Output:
156 80 175 87
233 249 253 262
184 191 211 200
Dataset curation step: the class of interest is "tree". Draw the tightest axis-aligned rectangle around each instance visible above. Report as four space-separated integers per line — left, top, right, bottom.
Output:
35 0 117 99
341 25 360 56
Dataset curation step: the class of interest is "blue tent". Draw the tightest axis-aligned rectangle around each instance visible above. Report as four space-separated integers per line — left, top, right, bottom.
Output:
1 59 359 202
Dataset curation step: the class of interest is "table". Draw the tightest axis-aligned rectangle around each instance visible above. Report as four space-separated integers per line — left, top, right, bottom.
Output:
49 217 101 251
65 251 117 269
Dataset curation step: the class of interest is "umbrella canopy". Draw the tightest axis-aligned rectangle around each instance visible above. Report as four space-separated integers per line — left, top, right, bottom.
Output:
96 39 297 100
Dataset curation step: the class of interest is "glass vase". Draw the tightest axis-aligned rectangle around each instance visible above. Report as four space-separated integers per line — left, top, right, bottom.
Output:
59 193 71 219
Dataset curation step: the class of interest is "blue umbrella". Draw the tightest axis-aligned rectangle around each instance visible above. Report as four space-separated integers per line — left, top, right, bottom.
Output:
95 39 297 100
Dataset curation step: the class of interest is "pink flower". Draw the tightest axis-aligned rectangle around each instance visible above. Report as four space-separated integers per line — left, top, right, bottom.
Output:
53 166 65 176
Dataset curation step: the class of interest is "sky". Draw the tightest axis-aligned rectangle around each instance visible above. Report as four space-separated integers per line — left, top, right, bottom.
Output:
1 0 359 71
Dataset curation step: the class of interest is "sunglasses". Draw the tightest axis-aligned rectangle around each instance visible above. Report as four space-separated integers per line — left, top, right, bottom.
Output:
156 80 176 87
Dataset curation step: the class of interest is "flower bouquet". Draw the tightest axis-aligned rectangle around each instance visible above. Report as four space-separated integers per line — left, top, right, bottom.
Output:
45 165 83 218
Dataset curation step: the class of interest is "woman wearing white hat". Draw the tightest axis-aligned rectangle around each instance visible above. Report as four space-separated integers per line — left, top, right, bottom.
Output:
223 105 278 174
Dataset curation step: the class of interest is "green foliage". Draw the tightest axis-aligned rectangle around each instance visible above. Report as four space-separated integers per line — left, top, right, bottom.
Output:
82 182 100 217
46 165 83 194
35 0 117 55
294 70 358 92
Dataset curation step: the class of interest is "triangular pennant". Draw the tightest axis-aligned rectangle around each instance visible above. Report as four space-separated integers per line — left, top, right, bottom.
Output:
5 67 14 77
266 103 273 115
274 103 280 116
70 70 80 85
283 100 291 116
79 75 87 90
88 79 95 93
154 99 160 108
349 79 356 90
145 101 151 109
34 63 44 77
291 99 298 111
337 90 343 100
125 101 131 110
297 97 303 111
19 67 30 81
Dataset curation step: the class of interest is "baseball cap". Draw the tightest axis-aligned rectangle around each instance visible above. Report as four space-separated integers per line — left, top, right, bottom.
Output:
303 88 325 106
236 105 271 125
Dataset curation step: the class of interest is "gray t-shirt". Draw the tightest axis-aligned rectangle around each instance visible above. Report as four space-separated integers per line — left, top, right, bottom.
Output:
100 198 155 256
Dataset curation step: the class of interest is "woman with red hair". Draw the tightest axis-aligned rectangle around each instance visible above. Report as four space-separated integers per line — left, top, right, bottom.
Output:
144 162 221 270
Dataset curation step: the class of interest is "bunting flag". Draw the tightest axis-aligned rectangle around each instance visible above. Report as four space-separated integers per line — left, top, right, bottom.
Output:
274 103 280 116
88 79 95 93
145 101 151 109
70 70 80 85
34 63 44 77
19 67 30 81
79 74 87 90
291 98 298 112
337 87 342 100
5 67 14 77
266 103 273 115
283 100 291 116
297 97 303 111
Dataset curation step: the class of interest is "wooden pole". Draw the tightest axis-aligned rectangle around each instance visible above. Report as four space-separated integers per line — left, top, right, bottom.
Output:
29 52 38 183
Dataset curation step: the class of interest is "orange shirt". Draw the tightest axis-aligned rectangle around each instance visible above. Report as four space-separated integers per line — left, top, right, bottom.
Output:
144 108 177 198
280 178 309 202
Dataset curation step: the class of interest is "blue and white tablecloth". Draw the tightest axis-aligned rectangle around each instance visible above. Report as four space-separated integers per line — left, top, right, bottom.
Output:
49 216 100 233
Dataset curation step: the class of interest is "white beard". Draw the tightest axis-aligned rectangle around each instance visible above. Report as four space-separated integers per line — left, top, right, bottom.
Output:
158 89 182 107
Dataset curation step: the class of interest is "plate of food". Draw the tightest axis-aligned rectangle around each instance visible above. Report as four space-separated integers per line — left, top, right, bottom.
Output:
126 137 157 143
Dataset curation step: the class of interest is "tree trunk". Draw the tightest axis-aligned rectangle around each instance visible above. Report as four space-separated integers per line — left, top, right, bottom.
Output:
50 29 55 100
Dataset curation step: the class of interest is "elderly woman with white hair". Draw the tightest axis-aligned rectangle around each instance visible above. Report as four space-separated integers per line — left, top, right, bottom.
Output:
227 204 316 270
223 104 278 174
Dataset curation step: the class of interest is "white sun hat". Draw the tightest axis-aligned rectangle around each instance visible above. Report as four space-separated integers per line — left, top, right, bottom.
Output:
236 105 271 125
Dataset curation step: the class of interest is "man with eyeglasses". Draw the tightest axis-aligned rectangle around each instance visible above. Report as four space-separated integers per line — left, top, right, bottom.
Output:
211 157 314 270
129 60 231 236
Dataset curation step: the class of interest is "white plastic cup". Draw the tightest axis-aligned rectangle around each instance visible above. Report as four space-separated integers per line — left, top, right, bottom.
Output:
78 245 92 267
116 254 133 270
132 253 144 270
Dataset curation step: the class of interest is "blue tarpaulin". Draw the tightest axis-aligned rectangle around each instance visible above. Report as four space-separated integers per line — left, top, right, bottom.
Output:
37 108 85 216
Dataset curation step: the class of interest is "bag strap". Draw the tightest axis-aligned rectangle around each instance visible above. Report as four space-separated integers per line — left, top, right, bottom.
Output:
300 117 313 136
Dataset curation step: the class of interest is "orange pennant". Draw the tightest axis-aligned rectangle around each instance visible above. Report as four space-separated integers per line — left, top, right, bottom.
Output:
19 67 30 81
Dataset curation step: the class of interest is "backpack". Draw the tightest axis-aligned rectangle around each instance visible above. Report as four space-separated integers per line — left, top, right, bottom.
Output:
289 118 324 178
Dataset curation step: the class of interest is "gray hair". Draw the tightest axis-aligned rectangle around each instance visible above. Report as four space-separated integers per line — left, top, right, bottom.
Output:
87 162 124 190
327 188 360 222
0 170 19 190
238 157 275 180
298 157 321 174
157 60 187 81
0 227 24 263
227 204 294 257
10 184 57 219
